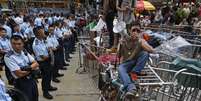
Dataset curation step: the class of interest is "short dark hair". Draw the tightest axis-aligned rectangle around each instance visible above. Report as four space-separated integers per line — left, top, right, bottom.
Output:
10 35 24 43
33 26 44 36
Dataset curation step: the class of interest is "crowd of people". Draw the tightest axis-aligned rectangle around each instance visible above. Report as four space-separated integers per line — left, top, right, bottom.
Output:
0 12 85 101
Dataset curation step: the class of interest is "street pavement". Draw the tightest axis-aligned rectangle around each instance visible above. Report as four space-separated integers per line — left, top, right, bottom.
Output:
38 50 99 101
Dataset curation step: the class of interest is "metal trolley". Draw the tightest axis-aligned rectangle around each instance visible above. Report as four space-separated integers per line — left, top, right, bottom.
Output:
77 30 201 101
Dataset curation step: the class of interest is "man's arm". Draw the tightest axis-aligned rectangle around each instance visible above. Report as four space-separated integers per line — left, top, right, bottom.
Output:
30 61 39 70
4 57 30 78
141 39 156 53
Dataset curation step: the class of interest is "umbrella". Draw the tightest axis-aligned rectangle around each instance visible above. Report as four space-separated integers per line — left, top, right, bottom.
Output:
136 0 156 11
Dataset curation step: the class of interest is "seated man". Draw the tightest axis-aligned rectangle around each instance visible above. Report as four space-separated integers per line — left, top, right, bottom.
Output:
118 24 156 97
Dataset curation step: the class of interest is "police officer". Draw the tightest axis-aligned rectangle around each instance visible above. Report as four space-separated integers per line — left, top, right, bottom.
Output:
0 66 12 101
32 26 57 99
13 24 25 38
47 25 64 83
0 26 13 85
54 21 68 70
24 19 35 54
4 35 39 101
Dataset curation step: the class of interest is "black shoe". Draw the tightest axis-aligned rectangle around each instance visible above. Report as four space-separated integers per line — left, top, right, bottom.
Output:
48 86 58 91
56 73 64 77
43 92 53 99
66 59 70 62
52 78 60 83
63 63 69 66
60 67 67 70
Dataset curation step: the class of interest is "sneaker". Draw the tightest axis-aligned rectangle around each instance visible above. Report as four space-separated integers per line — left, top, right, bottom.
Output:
43 92 53 99
125 89 137 98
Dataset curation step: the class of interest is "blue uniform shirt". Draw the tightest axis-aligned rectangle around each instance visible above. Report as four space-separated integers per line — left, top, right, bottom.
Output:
20 22 30 34
24 26 35 38
54 28 63 39
3 25 12 39
34 17 43 27
0 37 12 53
32 38 49 61
4 50 35 79
0 79 12 101
47 35 59 49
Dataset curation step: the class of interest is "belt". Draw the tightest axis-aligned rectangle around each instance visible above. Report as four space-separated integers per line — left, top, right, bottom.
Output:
37 57 50 63
16 75 32 81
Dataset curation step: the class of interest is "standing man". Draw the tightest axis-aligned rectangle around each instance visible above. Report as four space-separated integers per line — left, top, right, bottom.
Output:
32 26 57 99
4 35 39 101
103 0 117 48
47 25 64 83
0 26 13 85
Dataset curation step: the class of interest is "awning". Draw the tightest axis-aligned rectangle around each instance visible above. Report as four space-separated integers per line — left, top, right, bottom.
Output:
136 0 156 11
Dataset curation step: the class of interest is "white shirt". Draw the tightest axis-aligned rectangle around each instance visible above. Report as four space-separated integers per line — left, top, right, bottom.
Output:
68 20 76 28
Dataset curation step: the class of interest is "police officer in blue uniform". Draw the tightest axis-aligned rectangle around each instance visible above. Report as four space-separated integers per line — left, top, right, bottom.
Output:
54 22 68 69
0 26 13 85
32 26 57 99
47 25 64 83
4 35 39 101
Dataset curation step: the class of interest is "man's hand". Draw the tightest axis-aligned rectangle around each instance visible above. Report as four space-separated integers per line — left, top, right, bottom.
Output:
30 61 39 70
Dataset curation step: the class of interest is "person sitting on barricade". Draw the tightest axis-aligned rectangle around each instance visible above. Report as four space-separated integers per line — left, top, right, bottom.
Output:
118 23 156 97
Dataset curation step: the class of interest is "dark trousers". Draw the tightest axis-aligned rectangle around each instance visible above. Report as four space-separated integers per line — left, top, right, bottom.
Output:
53 50 62 78
58 38 65 64
38 60 52 93
63 38 71 61
14 78 38 101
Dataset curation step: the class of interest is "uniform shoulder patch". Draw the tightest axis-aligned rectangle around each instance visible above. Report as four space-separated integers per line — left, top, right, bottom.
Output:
5 51 14 57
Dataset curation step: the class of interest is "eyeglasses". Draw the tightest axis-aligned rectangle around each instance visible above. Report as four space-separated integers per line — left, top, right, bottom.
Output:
132 28 141 33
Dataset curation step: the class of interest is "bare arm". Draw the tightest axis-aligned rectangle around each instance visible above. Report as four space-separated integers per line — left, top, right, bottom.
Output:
141 39 156 53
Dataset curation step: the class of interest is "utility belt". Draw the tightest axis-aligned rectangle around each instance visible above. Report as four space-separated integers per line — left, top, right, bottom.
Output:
15 75 33 81
37 57 50 64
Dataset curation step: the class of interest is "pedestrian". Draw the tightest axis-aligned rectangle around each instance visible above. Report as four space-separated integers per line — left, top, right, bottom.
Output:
32 26 57 99
4 35 39 101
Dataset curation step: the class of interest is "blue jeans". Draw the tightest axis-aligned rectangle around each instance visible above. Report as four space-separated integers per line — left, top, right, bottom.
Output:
118 51 149 91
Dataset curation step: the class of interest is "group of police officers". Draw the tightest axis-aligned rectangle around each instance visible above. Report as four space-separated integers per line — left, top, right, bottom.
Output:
0 12 78 101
